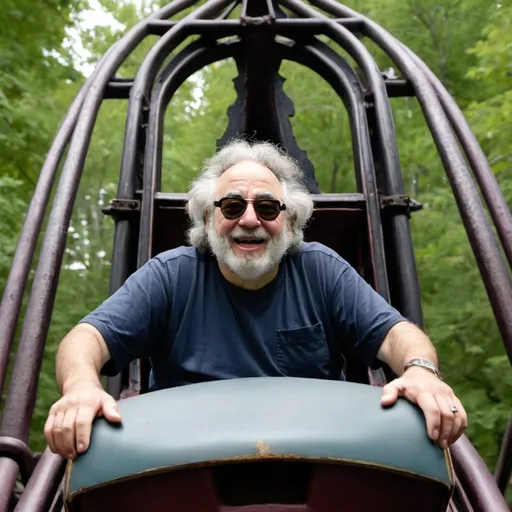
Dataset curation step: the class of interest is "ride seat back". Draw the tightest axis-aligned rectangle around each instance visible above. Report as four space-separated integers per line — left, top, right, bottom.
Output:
66 378 453 512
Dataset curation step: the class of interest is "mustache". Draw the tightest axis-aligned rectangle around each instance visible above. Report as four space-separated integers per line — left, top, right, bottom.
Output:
229 228 270 240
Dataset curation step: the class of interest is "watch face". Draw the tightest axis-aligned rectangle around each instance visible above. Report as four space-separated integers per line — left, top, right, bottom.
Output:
405 359 439 376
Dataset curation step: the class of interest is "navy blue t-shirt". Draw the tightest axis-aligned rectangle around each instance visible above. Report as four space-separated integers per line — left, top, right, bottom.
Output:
81 242 405 390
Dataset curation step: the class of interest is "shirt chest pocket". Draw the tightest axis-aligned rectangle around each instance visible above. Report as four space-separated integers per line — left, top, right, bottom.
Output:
276 322 331 379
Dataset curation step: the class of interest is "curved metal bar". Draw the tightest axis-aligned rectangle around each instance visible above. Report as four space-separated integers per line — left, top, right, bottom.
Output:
129 0 235 271
494 411 512 494
280 40 391 302
0 0 203 502
450 436 510 512
308 0 512 369
150 41 235 193
118 0 234 205
0 436 35 482
13 449 66 512
280 0 427 322
0 459 19 511
0 42 130 406
401 44 512 270
122 40 236 396
0 0 200 440
0 84 85 398
280 0 424 325
318 0 512 272
108 0 234 399
146 35 388 294
142 23 393 307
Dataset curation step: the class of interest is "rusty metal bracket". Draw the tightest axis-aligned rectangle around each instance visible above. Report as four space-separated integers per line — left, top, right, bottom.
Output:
380 194 422 217
102 199 141 218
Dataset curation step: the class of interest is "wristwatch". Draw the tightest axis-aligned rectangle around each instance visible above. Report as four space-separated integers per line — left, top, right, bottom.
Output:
403 358 442 379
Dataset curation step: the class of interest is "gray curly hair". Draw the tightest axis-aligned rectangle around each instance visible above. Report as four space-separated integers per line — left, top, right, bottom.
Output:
186 139 314 252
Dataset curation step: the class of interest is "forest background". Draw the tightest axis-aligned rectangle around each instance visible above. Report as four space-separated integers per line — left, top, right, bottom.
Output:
0 0 511 500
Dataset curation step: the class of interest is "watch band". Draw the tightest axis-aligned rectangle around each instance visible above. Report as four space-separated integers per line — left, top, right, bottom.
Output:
403 358 442 379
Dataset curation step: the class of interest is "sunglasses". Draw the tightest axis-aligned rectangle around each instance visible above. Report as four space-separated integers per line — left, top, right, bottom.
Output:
214 197 286 221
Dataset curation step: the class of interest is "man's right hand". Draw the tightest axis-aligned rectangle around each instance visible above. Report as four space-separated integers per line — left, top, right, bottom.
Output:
44 384 122 459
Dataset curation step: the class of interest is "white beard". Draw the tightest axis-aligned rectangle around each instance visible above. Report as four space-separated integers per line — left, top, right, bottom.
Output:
207 218 290 280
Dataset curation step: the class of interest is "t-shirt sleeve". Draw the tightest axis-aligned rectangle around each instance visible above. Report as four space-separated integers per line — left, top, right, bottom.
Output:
331 263 406 366
79 257 172 376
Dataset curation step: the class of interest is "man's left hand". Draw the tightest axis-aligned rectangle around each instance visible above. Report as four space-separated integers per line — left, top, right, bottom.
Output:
380 367 467 449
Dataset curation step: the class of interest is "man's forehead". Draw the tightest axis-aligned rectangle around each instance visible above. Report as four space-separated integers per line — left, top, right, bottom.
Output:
216 161 282 194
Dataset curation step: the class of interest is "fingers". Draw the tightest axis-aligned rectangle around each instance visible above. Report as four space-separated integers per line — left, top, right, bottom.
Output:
416 392 441 442
44 388 119 459
417 391 467 449
75 407 98 454
51 410 67 456
449 396 467 445
435 395 455 450
48 408 78 459
101 397 122 423
380 379 403 406
44 408 58 455
61 408 80 458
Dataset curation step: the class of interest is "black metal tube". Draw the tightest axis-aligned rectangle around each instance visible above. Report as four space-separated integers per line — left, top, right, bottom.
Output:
146 36 390 301
0 81 90 398
309 0 512 366
110 0 234 398
452 475 474 512
280 40 390 300
451 436 510 512
0 459 19 511
132 0 235 269
494 411 512 494
0 436 35 482
0 0 203 501
149 41 234 193
106 0 207 400
279 0 422 324
0 40 125 399
289 0 424 326
13 450 66 512
0 95 74 394
147 17 364 35
401 44 512 270
103 76 415 101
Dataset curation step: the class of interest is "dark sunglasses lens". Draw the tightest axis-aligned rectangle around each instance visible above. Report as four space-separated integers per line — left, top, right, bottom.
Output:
221 199 246 219
255 200 280 220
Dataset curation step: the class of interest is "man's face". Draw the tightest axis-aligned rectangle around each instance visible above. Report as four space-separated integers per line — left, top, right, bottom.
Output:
207 161 290 281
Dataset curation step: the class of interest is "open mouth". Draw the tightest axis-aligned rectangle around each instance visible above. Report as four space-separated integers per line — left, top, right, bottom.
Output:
233 237 266 247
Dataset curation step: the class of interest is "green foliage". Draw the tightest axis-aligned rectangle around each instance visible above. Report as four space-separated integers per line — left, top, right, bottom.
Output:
0 178 28 286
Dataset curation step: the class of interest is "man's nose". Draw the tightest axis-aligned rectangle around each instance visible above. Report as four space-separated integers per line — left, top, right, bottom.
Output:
238 203 261 228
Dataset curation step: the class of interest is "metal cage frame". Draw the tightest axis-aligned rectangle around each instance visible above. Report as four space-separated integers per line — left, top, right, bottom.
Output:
0 0 511 510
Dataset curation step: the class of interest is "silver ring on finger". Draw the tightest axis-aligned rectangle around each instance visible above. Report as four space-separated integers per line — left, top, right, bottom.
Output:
450 405 459 414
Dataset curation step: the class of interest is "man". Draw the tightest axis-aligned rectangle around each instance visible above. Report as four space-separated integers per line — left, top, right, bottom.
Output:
44 139 467 460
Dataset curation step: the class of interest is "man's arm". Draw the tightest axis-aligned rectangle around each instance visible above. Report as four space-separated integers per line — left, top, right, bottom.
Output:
377 321 438 374
56 324 110 393
377 321 467 449
44 324 122 459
